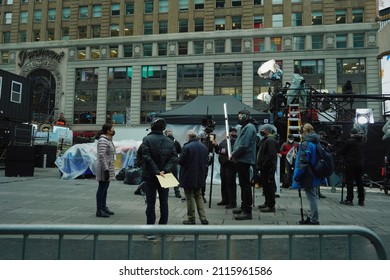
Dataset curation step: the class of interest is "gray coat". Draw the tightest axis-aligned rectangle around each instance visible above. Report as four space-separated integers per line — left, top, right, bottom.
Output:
96 135 116 181
231 122 257 165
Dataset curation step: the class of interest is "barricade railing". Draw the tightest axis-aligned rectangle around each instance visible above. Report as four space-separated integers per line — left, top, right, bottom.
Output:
0 224 387 260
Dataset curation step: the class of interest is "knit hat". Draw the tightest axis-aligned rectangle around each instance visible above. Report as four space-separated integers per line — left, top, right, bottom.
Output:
288 134 294 139
261 124 273 133
350 128 358 135
229 127 237 133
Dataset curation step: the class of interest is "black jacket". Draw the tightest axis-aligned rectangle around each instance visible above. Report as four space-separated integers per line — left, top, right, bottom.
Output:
338 134 365 166
141 131 178 179
256 135 278 179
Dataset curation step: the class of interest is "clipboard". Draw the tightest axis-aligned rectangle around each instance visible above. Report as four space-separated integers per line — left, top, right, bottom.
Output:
156 173 180 188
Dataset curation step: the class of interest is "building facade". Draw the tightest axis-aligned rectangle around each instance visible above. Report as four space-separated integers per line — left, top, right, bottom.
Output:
0 0 381 131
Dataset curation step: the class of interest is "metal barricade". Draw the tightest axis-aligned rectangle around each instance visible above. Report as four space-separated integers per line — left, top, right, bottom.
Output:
0 224 387 260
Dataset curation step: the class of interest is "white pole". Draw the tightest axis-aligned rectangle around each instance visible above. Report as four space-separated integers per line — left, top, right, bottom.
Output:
223 103 232 158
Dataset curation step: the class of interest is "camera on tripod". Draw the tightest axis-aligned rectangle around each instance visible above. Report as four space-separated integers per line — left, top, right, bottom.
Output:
201 115 216 133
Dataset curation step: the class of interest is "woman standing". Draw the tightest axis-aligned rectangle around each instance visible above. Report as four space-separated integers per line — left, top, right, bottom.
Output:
95 123 116 218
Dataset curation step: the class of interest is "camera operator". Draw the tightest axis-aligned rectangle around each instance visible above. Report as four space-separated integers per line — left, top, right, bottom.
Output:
338 128 365 206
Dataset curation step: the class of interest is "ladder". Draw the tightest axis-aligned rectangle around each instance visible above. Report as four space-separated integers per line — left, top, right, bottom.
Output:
287 104 301 138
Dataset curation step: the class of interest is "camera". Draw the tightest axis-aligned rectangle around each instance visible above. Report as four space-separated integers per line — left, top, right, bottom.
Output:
201 115 216 133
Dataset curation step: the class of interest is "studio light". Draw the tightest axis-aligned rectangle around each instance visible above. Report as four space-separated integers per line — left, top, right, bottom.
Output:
355 108 374 125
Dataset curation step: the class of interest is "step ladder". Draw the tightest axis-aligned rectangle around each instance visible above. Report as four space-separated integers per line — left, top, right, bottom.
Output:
287 103 301 139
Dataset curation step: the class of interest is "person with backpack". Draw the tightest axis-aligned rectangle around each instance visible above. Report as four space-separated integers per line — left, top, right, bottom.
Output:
292 123 322 225
338 128 365 206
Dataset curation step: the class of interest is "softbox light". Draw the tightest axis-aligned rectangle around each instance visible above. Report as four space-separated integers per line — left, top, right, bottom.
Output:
355 108 374 125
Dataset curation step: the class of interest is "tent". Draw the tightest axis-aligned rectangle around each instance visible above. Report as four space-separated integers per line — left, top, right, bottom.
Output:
157 95 273 125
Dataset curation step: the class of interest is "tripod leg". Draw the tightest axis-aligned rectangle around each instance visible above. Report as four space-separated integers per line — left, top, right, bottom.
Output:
298 188 304 222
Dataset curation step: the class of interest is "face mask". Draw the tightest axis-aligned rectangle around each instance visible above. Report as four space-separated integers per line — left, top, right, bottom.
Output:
230 134 237 139
288 139 294 143
111 130 116 136
260 131 266 137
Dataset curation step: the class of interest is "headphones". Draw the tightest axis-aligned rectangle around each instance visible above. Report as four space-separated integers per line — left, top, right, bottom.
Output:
239 110 250 122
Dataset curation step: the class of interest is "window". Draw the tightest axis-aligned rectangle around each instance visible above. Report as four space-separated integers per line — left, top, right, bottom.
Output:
179 20 188 32
91 47 100 59
33 10 42 22
73 111 97 124
231 39 242 53
311 35 323 49
3 32 11 44
92 5 102 17
253 38 265 52
159 0 168 12
10 81 22 104
111 4 120 16
159 21 168 34
195 18 204 32
254 15 263 28
158 43 167 56
215 17 225 30
76 68 98 81
270 37 282 51
215 40 225 54
144 22 153 35
337 58 365 74
78 26 87 39
145 1 153 13
293 36 305 50
195 0 204 9
272 14 283 27
62 8 70 20
79 6 88 19
232 0 241 7
124 23 134 36
336 10 346 24
77 47 87 60
292 13 302 26
124 44 133 57
110 25 119 37
2 51 9 64
61 27 69 40
4 12 12 24
193 41 204 54
272 0 282 4
6 0 14 4
20 11 28 23
47 9 56 21
353 33 364 48
353 9 363 23
178 42 188 55
19 31 27 43
92 25 101 38
33 30 40 41
177 64 203 101
295 60 324 74
336 34 347 48
336 58 366 94
126 2 134 15
232 16 241 29
216 0 225 8
179 0 188 11
143 43 153 56
254 0 262 4
110 46 119 58
47 29 55 41
312 12 322 25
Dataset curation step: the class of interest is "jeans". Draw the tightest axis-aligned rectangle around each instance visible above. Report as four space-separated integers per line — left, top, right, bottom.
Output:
144 177 169 224
235 162 252 213
184 188 207 222
304 186 319 223
96 181 110 210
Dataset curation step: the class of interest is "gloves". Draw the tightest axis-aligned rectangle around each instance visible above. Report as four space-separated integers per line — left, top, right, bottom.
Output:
104 170 110 181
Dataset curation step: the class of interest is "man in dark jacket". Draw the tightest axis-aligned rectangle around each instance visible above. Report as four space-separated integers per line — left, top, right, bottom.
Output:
179 130 209 225
292 123 322 225
141 118 177 233
338 128 365 206
216 127 238 209
231 110 258 220
164 129 182 198
257 124 278 212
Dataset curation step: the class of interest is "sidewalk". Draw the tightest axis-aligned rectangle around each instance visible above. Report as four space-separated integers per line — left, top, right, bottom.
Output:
1 167 390 255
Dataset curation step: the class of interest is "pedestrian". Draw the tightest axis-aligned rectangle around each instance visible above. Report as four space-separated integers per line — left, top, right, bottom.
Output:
216 127 238 209
257 124 278 213
338 128 365 206
231 110 258 220
95 123 116 218
292 123 322 225
179 130 209 225
317 130 331 198
164 129 182 198
278 134 299 189
141 118 177 238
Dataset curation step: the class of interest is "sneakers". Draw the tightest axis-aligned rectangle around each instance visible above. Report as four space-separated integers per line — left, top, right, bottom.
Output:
340 200 354 206
234 212 253 220
260 207 276 213
299 217 320 225
200 219 209 225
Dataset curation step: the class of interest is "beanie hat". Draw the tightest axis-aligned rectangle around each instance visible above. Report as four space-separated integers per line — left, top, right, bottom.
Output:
288 134 294 139
261 124 273 133
151 118 166 131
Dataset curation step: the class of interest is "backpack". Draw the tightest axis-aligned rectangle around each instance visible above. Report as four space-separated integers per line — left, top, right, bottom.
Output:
312 143 334 178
